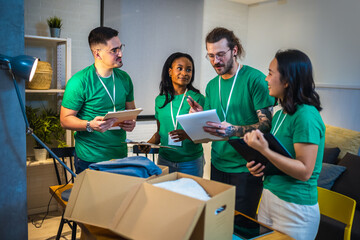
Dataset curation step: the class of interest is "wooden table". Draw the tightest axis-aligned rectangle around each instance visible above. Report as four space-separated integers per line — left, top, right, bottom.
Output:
49 185 293 240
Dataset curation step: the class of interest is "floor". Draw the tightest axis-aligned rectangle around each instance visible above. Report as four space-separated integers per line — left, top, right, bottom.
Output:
28 210 81 240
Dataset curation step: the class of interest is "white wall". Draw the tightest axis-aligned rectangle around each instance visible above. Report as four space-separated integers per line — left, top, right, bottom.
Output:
200 0 249 93
24 0 360 131
245 0 360 131
25 0 100 75
104 0 204 116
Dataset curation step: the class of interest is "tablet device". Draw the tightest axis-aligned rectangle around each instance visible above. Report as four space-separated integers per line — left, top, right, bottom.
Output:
233 214 274 240
228 133 292 175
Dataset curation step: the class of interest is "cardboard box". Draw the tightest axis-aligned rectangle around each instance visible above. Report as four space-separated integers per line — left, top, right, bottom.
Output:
64 171 235 240
148 173 236 240
148 164 169 179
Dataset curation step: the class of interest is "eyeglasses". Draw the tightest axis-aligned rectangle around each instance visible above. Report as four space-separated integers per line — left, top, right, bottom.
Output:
98 44 125 55
205 48 231 61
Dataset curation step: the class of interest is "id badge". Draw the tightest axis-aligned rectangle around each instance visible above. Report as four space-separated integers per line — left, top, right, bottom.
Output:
168 134 182 146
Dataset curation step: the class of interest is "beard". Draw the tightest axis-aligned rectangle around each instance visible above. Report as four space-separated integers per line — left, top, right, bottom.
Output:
114 57 123 68
213 57 234 76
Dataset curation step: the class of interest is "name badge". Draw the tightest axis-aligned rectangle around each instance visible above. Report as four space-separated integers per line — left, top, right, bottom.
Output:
168 134 182 146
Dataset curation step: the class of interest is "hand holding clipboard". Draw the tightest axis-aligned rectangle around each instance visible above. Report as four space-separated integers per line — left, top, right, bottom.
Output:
228 132 292 175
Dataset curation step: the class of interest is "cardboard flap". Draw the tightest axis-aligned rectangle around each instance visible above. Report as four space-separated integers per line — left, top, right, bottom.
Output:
111 183 205 240
64 170 145 228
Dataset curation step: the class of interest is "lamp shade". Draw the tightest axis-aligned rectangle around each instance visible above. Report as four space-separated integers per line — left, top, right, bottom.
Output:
0 54 38 81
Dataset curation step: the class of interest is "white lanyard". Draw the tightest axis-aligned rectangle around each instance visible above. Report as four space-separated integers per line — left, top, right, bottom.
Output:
96 71 116 112
170 89 188 130
271 111 287 136
219 64 241 121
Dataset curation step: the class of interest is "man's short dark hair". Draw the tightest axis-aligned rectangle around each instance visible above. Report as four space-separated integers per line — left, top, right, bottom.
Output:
88 26 119 48
205 27 245 59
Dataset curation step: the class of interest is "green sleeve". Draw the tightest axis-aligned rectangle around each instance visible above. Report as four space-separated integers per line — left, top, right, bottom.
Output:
204 83 212 110
250 74 275 110
62 75 85 111
293 107 324 145
121 71 134 102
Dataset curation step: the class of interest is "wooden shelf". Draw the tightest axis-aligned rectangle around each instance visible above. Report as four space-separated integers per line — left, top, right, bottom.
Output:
25 89 65 93
26 158 54 167
25 34 68 43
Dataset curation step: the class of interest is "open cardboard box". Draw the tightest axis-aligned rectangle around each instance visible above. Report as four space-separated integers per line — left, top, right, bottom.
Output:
64 171 235 240
148 172 236 240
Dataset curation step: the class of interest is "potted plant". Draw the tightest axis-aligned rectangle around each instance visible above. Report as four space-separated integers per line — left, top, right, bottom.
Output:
26 106 66 161
47 16 63 38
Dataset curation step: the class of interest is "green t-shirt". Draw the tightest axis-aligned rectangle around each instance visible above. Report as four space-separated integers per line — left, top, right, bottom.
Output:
205 65 275 173
264 104 325 205
62 64 134 162
155 90 205 162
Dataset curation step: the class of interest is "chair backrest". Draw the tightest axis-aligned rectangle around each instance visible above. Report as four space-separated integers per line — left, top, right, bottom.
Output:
51 147 76 185
132 145 159 162
317 187 356 240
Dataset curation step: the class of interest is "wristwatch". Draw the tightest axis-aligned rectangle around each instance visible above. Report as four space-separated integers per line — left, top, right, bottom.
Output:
86 121 93 132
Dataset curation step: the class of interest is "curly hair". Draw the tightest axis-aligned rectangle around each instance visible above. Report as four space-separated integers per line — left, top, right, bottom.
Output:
159 52 200 108
275 49 322 114
205 27 245 59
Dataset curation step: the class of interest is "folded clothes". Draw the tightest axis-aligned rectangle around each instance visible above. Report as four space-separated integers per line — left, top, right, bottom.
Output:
89 156 162 178
153 178 211 201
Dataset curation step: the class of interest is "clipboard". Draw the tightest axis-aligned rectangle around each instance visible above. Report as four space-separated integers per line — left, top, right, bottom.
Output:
176 109 228 143
103 108 143 129
228 133 292 175
123 141 176 149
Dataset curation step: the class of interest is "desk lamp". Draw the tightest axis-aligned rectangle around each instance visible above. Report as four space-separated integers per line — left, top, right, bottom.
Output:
0 54 76 178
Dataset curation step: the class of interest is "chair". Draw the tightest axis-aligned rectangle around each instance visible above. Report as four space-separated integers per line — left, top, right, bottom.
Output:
317 187 356 240
51 147 76 185
256 194 262 215
132 145 159 162
50 147 78 240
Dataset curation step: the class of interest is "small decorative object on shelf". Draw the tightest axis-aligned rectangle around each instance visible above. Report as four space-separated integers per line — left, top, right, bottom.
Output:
26 61 53 89
47 16 63 38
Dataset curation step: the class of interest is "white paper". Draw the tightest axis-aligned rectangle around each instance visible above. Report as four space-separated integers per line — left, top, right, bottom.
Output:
176 109 228 143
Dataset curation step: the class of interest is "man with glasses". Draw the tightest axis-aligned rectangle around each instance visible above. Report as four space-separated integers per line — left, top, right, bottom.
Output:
188 27 275 220
60 26 136 174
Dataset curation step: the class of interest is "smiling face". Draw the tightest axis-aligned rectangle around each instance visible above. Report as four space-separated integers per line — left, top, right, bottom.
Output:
266 58 288 100
95 36 123 69
206 38 237 77
168 57 193 91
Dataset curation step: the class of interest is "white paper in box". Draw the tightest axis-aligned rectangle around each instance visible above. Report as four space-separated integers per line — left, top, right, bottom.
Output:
148 172 236 240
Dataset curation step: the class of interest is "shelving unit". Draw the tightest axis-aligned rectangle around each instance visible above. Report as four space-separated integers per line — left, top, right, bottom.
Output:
25 35 73 215
24 35 72 147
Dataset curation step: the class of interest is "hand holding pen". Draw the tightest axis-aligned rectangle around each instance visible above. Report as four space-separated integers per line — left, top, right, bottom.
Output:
186 95 203 113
